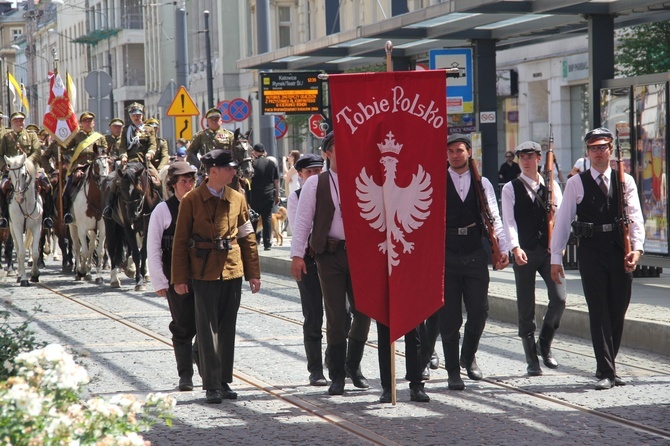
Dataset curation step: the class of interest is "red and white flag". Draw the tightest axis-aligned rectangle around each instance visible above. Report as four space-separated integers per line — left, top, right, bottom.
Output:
43 71 79 146
330 71 447 342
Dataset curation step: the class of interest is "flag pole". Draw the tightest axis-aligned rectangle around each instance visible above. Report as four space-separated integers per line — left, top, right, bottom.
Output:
52 48 64 227
385 40 397 406
6 69 11 117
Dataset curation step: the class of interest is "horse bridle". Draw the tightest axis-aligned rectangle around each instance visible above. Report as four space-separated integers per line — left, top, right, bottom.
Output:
7 163 40 220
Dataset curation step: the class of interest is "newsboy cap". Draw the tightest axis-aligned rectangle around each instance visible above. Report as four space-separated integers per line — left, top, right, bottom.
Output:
201 149 237 167
447 133 472 148
514 141 542 155
295 153 324 171
321 132 335 152
584 127 613 144
168 161 196 179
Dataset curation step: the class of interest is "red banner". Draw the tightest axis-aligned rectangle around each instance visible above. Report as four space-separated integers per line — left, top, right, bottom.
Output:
330 71 447 342
42 72 78 147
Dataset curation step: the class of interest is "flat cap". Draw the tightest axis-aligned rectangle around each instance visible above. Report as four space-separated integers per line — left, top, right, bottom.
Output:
584 127 613 144
109 118 124 127
79 112 95 121
295 153 324 171
10 111 26 121
321 131 335 152
168 161 196 179
447 133 472 148
514 141 542 154
201 149 237 167
127 102 144 114
205 107 221 119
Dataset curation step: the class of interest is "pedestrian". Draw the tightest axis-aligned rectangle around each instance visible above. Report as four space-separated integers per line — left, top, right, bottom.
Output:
287 153 327 386
498 150 521 185
551 127 644 390
171 148 261 404
290 131 371 396
283 150 301 198
569 153 591 178
147 161 198 391
439 133 510 390
188 108 234 169
501 141 566 376
250 143 280 251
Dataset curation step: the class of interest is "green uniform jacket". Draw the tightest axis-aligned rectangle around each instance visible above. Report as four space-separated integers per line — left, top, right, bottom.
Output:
119 123 156 162
105 134 121 158
0 129 42 171
151 138 170 171
64 129 108 172
171 181 260 284
188 127 234 168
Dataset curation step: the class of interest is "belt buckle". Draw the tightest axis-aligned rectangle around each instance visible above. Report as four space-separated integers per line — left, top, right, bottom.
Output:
458 227 468 236
602 224 612 232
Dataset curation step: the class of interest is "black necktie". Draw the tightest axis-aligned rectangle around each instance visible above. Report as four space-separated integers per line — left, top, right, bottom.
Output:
598 174 608 196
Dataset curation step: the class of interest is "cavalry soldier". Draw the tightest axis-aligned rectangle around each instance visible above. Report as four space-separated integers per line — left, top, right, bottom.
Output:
104 102 157 219
61 112 108 225
145 118 170 172
26 124 40 134
105 118 124 158
188 108 234 169
0 111 43 229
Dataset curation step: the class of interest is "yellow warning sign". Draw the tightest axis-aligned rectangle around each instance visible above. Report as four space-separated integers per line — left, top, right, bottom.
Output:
175 116 193 141
166 86 200 117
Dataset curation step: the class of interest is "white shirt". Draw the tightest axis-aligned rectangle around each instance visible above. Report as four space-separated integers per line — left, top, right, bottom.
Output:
290 170 345 258
287 189 299 228
550 167 645 264
572 157 590 173
147 200 173 292
501 173 563 250
448 167 510 253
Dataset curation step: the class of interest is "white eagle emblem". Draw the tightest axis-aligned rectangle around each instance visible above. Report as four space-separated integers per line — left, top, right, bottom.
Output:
356 131 433 273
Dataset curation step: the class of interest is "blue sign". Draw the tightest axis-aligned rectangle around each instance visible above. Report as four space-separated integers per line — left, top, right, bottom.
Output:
217 100 232 123
229 98 250 122
274 116 287 139
429 48 473 114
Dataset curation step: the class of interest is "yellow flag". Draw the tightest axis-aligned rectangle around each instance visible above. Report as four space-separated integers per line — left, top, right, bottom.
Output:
7 72 29 114
67 72 76 111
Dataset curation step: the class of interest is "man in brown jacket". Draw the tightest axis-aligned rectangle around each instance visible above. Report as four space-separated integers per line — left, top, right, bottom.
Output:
172 148 261 404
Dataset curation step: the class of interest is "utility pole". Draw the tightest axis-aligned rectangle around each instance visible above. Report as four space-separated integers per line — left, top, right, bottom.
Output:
204 10 214 109
256 0 276 157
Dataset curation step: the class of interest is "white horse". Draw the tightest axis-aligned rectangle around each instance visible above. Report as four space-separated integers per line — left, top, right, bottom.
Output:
69 156 110 284
4 154 43 286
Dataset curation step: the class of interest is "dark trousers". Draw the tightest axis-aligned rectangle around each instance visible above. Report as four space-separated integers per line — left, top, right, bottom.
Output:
192 277 242 390
578 243 632 380
166 284 197 345
297 255 324 344
513 245 567 337
438 248 490 344
314 247 370 347
377 322 423 389
251 198 273 248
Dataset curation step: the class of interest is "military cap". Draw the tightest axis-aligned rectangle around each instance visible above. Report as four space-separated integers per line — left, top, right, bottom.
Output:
584 127 613 144
10 111 26 121
201 149 237 167
109 118 124 127
514 141 542 155
447 133 472 148
295 153 324 171
25 124 40 133
79 112 95 121
176 146 188 157
205 107 222 119
168 161 196 179
145 118 159 127
39 128 49 137
127 102 144 115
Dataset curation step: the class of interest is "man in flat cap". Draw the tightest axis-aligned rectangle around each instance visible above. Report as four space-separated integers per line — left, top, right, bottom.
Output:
188 108 235 169
171 148 261 404
502 141 566 377
551 127 644 390
60 112 108 224
145 118 170 173
0 111 43 228
147 161 199 392
106 118 125 158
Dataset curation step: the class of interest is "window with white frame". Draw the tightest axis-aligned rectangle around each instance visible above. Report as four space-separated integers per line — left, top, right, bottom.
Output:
11 28 22 41
278 5 291 48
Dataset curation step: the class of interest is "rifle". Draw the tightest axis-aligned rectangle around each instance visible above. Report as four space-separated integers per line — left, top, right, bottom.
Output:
615 130 632 256
469 158 502 269
544 125 555 249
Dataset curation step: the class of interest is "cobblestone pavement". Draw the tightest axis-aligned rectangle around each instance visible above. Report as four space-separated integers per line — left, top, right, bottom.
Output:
1 253 669 446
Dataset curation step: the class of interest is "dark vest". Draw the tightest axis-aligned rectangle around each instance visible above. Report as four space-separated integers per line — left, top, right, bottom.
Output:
446 174 483 253
577 169 622 249
512 178 547 250
309 172 336 254
161 195 181 280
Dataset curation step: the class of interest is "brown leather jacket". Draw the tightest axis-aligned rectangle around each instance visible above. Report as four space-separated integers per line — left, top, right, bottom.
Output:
171 181 260 283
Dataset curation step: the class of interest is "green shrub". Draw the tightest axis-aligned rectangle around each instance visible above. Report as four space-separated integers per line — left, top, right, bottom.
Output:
0 304 47 382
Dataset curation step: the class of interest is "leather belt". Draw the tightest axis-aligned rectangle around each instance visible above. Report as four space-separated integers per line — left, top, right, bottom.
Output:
189 238 238 250
593 223 615 233
447 226 479 236
325 238 346 253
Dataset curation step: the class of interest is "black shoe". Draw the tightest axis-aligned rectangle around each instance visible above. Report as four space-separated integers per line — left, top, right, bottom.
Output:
102 206 113 220
63 213 74 225
345 367 369 389
0 218 7 228
379 387 392 403
264 246 271 251
410 383 430 402
328 378 345 395
537 339 558 369
595 378 614 390
421 366 430 381
205 389 223 404
309 372 328 386
527 362 543 377
596 371 625 386
221 383 238 399
42 217 53 229
429 351 439 370
447 369 465 390
460 356 483 381
178 377 194 391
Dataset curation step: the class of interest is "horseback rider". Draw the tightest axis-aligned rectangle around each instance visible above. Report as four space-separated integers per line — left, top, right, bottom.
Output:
0 112 44 229
26 125 56 229
61 112 108 225
187 108 234 169
145 118 170 173
105 118 124 159
103 102 157 220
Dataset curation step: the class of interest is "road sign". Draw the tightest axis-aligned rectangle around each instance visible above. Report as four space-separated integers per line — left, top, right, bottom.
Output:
229 98 250 122
429 48 473 114
260 71 322 115
309 114 326 138
84 70 112 98
157 80 177 108
166 86 200 117
217 100 233 123
274 116 287 139
175 116 193 141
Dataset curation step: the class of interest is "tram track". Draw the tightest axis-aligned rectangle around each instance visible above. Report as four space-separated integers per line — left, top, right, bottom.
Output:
33 276 670 444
